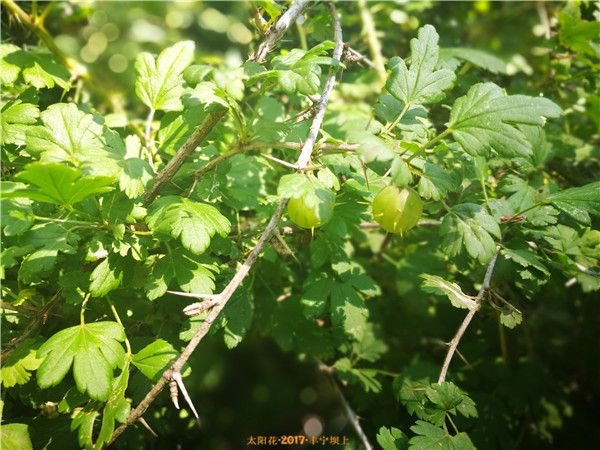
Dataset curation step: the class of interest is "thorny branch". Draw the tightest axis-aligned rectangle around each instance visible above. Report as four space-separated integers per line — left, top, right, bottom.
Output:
296 2 344 170
1 293 61 363
437 248 500 384
143 109 226 205
109 3 344 444
343 45 377 70
1 0 85 76
329 375 374 450
108 201 288 445
575 263 600 279
143 0 313 204
188 141 358 191
249 0 312 63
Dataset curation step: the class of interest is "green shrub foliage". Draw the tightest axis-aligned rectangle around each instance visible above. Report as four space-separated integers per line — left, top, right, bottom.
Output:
1 1 598 449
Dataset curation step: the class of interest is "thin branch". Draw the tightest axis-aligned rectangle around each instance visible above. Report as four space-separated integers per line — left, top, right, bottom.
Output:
296 1 344 169
187 139 357 195
261 153 322 171
245 141 359 152
143 108 158 171
188 146 247 196
143 109 226 205
182 298 222 316
575 263 600 279
536 0 551 40
108 201 288 445
261 153 303 170
437 249 500 384
249 0 312 63
110 4 343 445
357 0 386 82
1 0 85 76
0 301 36 316
193 147 246 180
1 293 60 363
330 375 373 450
186 2 347 184
343 45 377 70
146 1 311 204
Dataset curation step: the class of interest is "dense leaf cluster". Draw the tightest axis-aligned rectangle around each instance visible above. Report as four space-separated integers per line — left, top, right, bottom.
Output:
1 1 598 449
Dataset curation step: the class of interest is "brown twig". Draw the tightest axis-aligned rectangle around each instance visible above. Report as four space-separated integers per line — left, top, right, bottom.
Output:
329 375 373 450
246 140 359 153
146 1 314 204
108 200 288 445
188 140 357 194
536 0 551 40
1 0 85 76
249 0 313 63
437 249 499 384
1 293 60 363
110 4 345 445
343 45 377 70
143 109 226 205
296 1 344 170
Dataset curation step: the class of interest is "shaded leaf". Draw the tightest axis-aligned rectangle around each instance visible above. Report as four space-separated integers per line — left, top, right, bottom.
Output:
330 282 369 340
0 423 33 450
1 339 43 388
95 360 131 450
90 255 128 297
425 382 478 418
220 291 254 349
409 421 476 450
71 404 100 450
1 98 39 146
0 197 33 236
132 340 177 381
146 196 230 255
499 304 523 329
414 160 458 201
377 426 409 450
546 181 600 225
334 358 382 393
18 248 58 283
